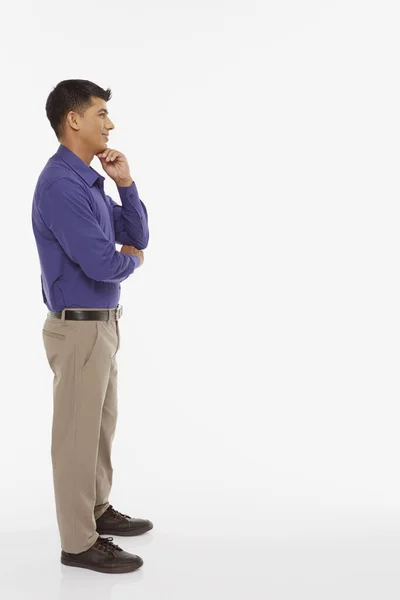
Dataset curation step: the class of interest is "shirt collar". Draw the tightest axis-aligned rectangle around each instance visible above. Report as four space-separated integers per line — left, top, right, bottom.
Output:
55 143 105 188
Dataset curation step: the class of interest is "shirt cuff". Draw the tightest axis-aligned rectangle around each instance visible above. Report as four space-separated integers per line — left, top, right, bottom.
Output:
117 181 138 199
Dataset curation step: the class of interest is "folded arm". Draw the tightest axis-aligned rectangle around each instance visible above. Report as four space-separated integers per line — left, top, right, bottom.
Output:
39 177 140 283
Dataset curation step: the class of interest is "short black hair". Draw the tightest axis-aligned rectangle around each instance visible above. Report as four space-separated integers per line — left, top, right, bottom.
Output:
45 79 112 140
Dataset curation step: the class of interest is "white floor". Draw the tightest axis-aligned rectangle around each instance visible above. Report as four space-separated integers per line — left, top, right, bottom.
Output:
2 515 400 600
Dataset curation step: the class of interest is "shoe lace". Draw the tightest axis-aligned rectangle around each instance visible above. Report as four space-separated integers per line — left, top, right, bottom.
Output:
96 536 122 556
108 504 131 520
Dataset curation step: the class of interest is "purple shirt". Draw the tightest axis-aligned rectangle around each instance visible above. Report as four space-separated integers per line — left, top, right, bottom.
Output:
31 143 149 311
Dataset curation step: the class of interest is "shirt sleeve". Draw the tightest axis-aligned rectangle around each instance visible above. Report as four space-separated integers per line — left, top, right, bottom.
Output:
106 181 149 248
39 177 141 283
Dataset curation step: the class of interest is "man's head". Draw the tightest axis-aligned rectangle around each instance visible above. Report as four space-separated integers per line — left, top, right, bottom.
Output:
45 79 115 154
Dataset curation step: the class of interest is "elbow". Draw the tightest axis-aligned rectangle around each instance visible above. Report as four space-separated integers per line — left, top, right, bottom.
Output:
138 228 150 249
136 237 149 250
127 230 150 250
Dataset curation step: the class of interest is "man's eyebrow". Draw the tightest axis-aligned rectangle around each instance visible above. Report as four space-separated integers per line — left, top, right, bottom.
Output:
98 108 108 114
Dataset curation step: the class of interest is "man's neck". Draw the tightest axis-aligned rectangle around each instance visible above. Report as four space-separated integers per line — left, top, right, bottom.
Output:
60 140 93 166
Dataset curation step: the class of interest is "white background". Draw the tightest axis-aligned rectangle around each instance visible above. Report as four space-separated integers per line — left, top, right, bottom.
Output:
1 0 400 598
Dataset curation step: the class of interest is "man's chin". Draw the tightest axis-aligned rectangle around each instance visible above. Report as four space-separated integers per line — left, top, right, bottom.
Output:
95 139 108 154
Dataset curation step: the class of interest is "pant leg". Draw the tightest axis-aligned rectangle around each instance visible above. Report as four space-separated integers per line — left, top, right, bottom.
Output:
94 320 120 520
42 309 118 553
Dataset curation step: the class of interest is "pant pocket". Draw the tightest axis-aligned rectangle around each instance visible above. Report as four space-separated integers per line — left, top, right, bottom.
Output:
111 321 120 360
81 322 99 372
43 330 66 340
42 327 67 376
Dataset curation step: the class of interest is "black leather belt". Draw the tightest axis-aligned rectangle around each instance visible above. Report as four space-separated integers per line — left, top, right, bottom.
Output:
49 304 123 321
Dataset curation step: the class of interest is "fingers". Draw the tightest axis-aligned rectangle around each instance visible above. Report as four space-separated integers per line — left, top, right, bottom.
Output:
98 149 122 162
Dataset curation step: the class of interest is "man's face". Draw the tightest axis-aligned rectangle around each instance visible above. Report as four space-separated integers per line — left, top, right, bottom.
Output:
67 96 115 152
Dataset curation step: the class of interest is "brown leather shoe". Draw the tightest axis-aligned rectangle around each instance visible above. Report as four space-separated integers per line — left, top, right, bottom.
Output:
96 505 154 536
61 536 143 574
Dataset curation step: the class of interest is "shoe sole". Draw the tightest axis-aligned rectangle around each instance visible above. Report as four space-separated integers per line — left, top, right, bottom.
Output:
61 555 143 574
96 524 153 536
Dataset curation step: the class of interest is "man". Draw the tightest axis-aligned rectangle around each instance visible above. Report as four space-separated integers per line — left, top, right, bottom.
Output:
31 79 152 574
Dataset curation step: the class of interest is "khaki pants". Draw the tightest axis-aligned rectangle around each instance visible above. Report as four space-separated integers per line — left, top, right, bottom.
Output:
42 307 121 553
